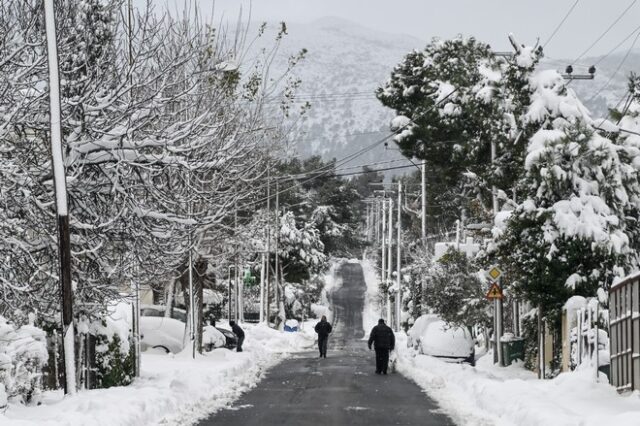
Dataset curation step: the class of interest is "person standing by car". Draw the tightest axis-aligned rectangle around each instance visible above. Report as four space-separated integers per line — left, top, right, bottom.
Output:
314 315 332 358
229 321 245 352
368 318 395 374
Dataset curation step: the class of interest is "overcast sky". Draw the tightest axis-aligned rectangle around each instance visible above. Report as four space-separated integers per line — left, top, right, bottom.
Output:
149 0 640 60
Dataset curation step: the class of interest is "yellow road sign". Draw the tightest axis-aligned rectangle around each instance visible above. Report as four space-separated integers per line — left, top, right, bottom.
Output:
486 282 503 300
488 266 502 281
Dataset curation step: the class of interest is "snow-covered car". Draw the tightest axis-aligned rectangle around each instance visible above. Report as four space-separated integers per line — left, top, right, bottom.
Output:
139 316 226 354
408 315 475 366
419 320 475 366
140 304 186 322
406 314 440 349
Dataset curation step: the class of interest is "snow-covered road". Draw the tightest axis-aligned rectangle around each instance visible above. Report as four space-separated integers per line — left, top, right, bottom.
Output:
197 261 453 426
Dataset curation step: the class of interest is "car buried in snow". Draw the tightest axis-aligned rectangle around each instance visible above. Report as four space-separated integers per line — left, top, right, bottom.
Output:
408 314 476 366
139 305 237 353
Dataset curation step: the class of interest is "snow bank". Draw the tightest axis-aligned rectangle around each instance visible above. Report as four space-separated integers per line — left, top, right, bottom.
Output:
1 322 315 426
361 258 382 334
396 333 640 426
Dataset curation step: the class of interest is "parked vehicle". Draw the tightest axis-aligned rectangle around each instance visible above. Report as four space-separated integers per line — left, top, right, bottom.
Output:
406 314 440 349
139 306 236 352
408 315 476 366
140 304 186 322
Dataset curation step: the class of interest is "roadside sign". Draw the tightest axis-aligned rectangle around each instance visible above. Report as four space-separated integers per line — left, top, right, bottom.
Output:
243 270 256 286
486 282 503 300
488 266 502 281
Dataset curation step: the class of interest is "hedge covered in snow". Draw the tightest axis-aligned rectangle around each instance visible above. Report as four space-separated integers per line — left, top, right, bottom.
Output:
0 316 48 406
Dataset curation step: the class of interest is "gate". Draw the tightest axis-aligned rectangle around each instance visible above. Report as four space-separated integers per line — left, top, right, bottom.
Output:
609 273 640 392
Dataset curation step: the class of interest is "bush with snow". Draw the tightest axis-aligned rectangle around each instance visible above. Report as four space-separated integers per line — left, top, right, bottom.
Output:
89 317 133 389
0 316 48 404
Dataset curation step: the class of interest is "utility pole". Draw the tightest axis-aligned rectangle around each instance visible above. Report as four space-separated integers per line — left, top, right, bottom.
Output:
381 198 386 289
387 199 393 324
421 162 426 242
365 203 371 242
188 217 195 359
265 169 271 324
227 265 234 320
259 252 265 323
420 161 427 314
44 0 76 395
234 200 239 322
374 201 379 242
396 182 402 332
274 180 280 327
491 141 499 215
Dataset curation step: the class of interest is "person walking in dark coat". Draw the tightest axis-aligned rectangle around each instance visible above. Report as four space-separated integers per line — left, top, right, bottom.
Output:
368 318 395 374
229 321 245 352
314 315 332 358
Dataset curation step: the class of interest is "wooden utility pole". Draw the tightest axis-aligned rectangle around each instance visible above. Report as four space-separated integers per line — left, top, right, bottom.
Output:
381 198 386 290
265 171 271 324
421 162 426 242
396 182 402 332
44 0 76 395
274 180 280 327
259 252 265 323
387 199 393 324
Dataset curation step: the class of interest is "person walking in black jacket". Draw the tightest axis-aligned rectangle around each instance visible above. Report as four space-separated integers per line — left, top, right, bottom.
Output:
368 318 395 374
314 315 332 358
229 321 245 352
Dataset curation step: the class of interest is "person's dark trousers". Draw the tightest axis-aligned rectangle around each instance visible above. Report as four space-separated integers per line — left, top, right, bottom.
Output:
375 348 390 373
236 336 244 352
318 336 328 357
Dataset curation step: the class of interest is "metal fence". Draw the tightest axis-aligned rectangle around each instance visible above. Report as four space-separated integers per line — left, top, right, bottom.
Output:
609 274 640 393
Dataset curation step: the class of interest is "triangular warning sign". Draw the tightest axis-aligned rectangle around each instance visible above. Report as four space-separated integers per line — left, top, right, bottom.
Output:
486 282 503 300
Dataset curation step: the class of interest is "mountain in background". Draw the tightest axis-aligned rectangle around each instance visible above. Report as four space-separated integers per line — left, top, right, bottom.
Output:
254 17 639 172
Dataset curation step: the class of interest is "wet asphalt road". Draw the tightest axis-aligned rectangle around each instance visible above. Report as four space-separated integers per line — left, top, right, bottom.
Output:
198 262 453 426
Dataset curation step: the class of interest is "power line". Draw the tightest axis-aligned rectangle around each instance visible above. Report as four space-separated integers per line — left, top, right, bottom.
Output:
295 129 389 144
332 162 426 178
238 87 460 210
543 0 580 48
574 0 637 64
284 158 415 179
593 23 640 66
587 30 640 102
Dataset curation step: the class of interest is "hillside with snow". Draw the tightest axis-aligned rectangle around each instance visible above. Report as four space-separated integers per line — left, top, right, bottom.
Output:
255 17 638 165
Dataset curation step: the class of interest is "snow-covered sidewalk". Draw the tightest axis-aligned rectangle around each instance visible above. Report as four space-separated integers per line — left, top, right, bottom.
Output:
1 322 315 426
396 334 640 426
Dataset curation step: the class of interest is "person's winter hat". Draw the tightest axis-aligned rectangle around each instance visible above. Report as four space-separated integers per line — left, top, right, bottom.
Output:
378 318 385 324
229 320 236 326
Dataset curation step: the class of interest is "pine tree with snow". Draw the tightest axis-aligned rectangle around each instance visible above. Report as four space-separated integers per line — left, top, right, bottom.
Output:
493 69 640 318
427 247 490 329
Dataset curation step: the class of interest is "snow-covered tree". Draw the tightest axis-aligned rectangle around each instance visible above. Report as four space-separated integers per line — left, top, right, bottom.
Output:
493 69 640 318
426 247 491 329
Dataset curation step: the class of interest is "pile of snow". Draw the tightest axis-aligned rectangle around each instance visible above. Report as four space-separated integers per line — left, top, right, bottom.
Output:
396 333 640 425
361 258 382 333
1 322 315 426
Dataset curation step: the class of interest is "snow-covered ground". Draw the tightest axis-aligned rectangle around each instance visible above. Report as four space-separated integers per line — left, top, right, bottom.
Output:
396 333 640 426
1 322 315 426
